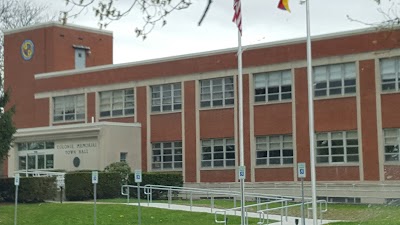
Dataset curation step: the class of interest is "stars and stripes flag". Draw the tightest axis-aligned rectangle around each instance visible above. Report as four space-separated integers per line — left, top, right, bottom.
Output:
232 0 242 35
278 0 291 12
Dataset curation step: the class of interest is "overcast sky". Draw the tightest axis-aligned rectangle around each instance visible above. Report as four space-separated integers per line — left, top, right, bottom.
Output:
42 0 394 64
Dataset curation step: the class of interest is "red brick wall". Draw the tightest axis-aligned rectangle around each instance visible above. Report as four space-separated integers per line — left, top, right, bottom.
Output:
200 108 234 139
136 86 147 171
255 168 294 182
381 93 400 128
359 60 380 181
87 93 95 123
151 113 182 142
200 170 236 182
384 165 400 180
242 74 251 182
294 68 311 180
184 81 197 182
34 98 50 127
316 166 360 181
254 103 292 136
314 97 357 132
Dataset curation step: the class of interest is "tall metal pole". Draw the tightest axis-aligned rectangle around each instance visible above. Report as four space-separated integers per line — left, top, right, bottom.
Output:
237 30 246 225
14 185 18 225
305 0 318 224
137 183 141 225
94 183 97 225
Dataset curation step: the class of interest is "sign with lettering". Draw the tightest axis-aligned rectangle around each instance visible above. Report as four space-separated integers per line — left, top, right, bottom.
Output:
57 176 65 188
56 141 97 155
135 170 142 183
298 163 306 179
14 174 20 186
92 171 99 184
238 166 246 180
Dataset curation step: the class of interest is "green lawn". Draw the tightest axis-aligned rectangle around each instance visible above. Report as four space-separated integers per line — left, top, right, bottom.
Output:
0 202 263 225
2 200 400 225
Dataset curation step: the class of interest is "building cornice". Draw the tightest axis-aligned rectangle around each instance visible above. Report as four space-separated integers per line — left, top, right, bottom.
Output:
34 26 399 80
3 21 112 36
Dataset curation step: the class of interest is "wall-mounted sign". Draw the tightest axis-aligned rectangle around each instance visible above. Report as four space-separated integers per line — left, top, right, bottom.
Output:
21 39 34 61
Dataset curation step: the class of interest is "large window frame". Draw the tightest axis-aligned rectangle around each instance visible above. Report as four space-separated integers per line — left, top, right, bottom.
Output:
17 141 55 170
380 57 400 92
201 138 235 168
99 89 134 118
53 94 85 122
255 135 293 166
254 70 292 103
316 131 359 164
200 77 234 108
152 141 182 170
313 63 356 97
151 83 182 112
383 129 400 162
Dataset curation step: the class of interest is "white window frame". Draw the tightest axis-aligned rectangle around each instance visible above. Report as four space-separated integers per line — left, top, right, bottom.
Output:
316 131 359 164
254 70 292 103
53 94 85 122
201 138 235 168
152 141 182 170
383 129 400 162
17 141 55 170
151 83 182 112
313 63 356 97
200 77 234 108
380 57 400 92
99 89 134 118
255 135 293 166
120 152 128 163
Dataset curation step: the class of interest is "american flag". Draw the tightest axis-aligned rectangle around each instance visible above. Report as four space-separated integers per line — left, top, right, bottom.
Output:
232 0 242 35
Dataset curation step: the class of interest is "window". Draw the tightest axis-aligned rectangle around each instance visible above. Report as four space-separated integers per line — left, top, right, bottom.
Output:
200 77 234 107
314 63 356 97
18 154 54 170
316 131 359 164
100 89 134 117
151 83 181 112
254 70 292 102
120 152 128 162
152 142 182 170
201 138 235 168
381 57 400 91
75 48 86 69
256 135 293 166
17 141 55 151
383 129 400 162
53 94 85 122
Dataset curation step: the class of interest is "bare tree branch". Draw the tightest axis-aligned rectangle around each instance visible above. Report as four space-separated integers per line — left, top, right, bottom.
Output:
61 0 192 39
198 0 212 26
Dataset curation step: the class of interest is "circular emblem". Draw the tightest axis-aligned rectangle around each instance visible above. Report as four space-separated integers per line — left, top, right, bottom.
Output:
21 39 34 60
73 157 80 168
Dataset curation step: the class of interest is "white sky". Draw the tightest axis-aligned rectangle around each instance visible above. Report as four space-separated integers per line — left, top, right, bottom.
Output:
41 0 395 64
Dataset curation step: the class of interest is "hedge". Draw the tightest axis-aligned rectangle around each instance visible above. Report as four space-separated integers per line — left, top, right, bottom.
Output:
65 172 121 201
0 177 56 203
65 172 183 201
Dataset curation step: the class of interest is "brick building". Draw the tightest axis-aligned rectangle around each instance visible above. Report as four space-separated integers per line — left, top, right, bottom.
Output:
3 22 400 203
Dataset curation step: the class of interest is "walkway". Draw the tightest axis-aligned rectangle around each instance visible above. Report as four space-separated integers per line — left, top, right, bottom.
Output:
127 202 340 225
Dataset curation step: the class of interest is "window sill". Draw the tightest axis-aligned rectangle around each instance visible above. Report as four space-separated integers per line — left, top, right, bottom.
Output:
200 167 236 171
199 105 234 111
150 110 182 116
253 100 292 106
383 162 400 166
316 163 359 167
381 90 400 96
314 94 356 101
255 165 294 169
52 120 85 125
99 114 134 120
151 169 183 172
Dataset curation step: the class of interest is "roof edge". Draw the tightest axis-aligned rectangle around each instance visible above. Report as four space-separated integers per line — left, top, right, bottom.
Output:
3 21 113 36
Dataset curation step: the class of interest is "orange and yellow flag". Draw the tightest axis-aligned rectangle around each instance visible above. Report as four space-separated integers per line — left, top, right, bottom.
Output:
278 0 290 12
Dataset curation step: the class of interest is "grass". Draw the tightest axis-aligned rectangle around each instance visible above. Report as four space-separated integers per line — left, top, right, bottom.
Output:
3 199 400 225
0 202 264 225
97 197 400 224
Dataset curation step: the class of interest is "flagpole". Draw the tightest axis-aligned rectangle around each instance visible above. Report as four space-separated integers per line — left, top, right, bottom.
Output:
237 29 246 225
305 0 318 224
